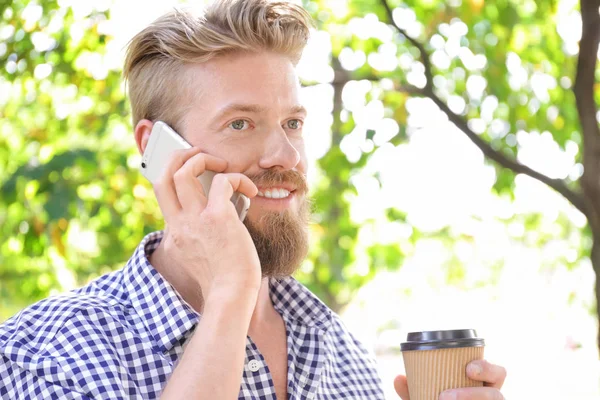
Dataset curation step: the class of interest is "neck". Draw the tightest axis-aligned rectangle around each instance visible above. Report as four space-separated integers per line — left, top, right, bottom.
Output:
149 242 277 330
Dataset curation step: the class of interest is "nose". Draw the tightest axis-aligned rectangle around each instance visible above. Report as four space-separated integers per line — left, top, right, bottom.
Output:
258 127 301 171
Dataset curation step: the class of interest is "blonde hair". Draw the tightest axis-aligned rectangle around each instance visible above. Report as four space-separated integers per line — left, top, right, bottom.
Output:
123 0 313 131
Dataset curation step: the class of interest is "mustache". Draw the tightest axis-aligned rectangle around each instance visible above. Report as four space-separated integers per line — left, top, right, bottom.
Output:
245 169 308 193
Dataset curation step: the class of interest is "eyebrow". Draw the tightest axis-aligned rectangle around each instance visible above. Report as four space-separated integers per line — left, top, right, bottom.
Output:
211 103 307 124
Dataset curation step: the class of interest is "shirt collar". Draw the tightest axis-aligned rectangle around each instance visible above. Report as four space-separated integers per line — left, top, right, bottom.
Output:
123 231 333 353
123 230 199 354
269 276 333 332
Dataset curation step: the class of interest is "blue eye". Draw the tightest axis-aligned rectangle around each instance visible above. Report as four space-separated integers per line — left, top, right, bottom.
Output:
286 119 302 129
230 120 250 130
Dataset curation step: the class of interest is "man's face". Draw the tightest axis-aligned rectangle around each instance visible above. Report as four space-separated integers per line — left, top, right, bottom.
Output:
179 51 310 277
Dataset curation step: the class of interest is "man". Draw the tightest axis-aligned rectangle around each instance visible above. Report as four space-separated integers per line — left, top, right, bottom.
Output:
0 0 506 399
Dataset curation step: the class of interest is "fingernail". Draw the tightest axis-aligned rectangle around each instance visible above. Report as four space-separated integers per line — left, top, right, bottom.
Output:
439 391 457 400
467 362 482 376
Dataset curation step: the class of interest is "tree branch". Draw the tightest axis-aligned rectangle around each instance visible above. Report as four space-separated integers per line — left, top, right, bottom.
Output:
574 0 600 229
380 0 433 90
427 93 588 214
574 0 600 357
379 0 587 215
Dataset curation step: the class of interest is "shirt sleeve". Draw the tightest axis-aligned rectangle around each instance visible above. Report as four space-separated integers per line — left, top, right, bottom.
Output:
1 306 170 400
1 354 94 400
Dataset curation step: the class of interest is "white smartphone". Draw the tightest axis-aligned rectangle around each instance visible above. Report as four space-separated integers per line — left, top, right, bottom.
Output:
140 121 250 222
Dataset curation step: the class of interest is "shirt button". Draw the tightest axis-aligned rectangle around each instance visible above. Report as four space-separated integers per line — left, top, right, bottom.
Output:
248 359 262 372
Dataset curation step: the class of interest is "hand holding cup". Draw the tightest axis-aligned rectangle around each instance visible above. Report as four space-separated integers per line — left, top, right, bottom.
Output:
394 329 506 400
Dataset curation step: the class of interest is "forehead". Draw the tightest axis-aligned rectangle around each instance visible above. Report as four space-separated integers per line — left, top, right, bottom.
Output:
188 52 302 112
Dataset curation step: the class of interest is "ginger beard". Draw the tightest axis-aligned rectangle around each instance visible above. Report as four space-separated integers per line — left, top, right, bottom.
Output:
244 169 311 279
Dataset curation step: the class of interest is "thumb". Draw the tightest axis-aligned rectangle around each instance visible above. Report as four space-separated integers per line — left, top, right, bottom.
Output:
394 375 410 400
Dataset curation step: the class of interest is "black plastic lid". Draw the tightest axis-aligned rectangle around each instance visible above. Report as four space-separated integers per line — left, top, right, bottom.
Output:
401 329 485 351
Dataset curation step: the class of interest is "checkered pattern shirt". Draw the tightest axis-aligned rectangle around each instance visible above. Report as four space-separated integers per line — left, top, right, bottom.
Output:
1 231 384 399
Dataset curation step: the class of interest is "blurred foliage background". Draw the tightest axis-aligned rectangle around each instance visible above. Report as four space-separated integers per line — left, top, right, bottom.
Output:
1 0 600 397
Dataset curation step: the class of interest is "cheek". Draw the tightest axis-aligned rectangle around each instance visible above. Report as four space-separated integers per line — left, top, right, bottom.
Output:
204 140 262 173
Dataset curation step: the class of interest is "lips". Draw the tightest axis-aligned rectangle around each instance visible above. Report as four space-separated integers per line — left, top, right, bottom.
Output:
247 169 307 200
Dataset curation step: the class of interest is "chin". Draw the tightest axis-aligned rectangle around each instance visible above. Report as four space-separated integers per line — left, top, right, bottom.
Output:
245 205 294 225
242 195 311 278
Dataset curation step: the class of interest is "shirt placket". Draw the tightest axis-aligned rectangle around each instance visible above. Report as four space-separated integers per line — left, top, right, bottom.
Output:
286 322 327 400
240 336 278 400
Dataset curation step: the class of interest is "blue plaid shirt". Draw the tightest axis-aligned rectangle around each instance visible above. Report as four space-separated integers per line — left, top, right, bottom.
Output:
0 231 384 399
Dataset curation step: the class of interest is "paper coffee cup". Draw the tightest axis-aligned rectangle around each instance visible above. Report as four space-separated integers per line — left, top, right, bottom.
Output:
401 329 485 400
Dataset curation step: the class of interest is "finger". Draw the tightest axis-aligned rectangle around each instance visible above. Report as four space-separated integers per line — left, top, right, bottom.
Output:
393 375 410 400
153 147 202 218
206 173 258 214
440 387 504 400
174 153 228 210
466 360 507 389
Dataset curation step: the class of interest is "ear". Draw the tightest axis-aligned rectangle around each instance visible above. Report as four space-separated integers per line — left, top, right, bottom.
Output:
134 119 154 155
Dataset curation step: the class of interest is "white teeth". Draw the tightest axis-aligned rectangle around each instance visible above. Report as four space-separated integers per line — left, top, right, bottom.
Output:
257 188 291 199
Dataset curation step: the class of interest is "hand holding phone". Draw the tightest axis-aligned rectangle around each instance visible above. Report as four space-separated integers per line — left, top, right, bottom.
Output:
140 121 262 301
140 121 250 221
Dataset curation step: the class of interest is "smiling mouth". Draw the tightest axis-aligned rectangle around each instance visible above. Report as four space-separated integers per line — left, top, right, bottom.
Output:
256 187 295 199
